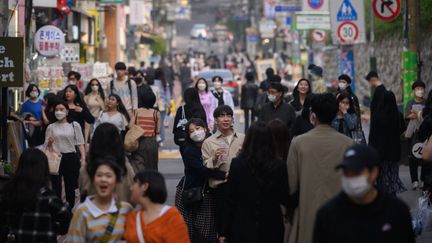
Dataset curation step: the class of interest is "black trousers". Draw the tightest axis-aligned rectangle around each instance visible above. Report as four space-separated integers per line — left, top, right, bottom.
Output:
409 159 430 183
243 108 256 132
213 183 227 237
51 152 80 208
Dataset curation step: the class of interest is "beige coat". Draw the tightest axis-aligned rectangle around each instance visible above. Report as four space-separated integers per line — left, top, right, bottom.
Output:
287 125 352 243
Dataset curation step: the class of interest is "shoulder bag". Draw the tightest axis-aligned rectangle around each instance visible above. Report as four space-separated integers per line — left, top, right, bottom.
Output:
135 210 146 243
124 110 145 152
181 176 204 205
100 201 121 243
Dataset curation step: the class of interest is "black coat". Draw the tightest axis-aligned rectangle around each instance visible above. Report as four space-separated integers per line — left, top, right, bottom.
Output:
241 82 259 109
178 144 226 189
222 157 292 243
314 191 415 243
369 85 402 162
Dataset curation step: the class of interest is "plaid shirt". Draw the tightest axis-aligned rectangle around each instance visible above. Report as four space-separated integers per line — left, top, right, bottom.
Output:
0 187 71 243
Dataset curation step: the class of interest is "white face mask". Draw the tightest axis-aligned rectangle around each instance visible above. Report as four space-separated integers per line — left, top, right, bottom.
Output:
197 83 207 91
268 94 277 103
341 175 372 199
91 85 99 92
55 111 67 121
190 129 206 142
415 90 425 98
213 82 222 89
30 91 39 98
338 82 348 90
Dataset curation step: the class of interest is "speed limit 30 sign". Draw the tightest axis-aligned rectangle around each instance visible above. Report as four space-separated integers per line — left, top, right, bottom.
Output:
337 22 359 43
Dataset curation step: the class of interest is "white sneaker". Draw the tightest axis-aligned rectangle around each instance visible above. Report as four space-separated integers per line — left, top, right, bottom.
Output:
413 181 419 190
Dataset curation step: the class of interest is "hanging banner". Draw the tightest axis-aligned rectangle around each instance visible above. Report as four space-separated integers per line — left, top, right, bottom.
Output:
339 47 355 92
0 37 24 87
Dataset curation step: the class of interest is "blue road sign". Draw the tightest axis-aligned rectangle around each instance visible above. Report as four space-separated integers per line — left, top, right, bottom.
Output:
308 0 324 9
286 17 292 26
275 5 302 12
337 0 358 22
247 35 258 42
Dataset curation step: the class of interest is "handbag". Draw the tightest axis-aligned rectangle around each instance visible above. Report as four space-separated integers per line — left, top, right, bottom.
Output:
181 176 204 205
409 130 427 163
136 210 146 243
100 201 121 243
124 110 145 152
44 144 62 175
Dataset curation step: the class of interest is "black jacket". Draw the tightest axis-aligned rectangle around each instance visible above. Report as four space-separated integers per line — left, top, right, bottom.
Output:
67 105 95 136
178 144 226 189
258 101 296 130
369 85 402 162
222 157 292 243
314 191 415 243
241 82 259 109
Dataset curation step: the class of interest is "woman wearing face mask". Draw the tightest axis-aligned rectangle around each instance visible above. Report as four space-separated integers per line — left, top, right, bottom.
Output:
195 78 217 130
67 157 132 242
20 84 44 147
62 85 95 137
44 101 85 208
211 76 235 111
84 79 106 142
290 79 312 117
331 92 358 138
337 74 360 115
174 118 226 242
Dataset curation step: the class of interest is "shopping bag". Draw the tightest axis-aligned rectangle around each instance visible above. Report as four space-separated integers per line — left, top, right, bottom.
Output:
44 145 62 175
412 194 432 236
124 125 145 152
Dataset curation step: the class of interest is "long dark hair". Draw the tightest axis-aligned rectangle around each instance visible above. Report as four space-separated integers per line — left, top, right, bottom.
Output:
336 92 356 114
2 148 50 211
84 78 106 101
108 94 131 122
268 119 292 161
291 78 312 111
154 68 167 91
63 84 87 107
44 93 60 112
238 121 277 185
184 118 210 145
183 88 206 121
88 123 127 176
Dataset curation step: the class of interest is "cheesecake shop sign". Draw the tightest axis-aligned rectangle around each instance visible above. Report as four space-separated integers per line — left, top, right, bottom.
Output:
0 37 23 87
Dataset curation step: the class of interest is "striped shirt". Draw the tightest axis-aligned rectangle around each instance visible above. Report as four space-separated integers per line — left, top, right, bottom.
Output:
135 109 159 137
66 197 132 243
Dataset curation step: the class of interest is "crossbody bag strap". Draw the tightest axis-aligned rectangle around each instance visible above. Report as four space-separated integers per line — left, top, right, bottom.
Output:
100 201 121 243
181 105 185 120
71 122 78 151
135 210 146 243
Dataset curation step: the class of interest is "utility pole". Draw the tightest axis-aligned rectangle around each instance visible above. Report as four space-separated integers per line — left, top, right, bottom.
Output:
0 0 9 161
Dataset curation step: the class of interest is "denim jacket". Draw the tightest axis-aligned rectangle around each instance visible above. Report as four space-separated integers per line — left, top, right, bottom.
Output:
331 113 357 138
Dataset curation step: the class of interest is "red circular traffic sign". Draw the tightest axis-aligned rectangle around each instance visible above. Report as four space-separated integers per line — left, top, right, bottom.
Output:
311 30 327 43
337 22 359 44
308 0 324 10
372 0 401 22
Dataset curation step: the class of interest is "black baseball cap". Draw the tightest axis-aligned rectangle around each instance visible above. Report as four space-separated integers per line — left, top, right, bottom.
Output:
336 144 380 171
338 74 352 84
365 71 379 81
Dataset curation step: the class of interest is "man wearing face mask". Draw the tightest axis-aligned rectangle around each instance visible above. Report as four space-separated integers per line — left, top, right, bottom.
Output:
211 76 234 111
258 82 296 130
287 93 352 243
405 80 426 190
57 71 84 100
313 144 415 243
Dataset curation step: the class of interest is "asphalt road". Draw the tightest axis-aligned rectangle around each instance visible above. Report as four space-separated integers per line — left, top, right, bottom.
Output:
159 109 432 242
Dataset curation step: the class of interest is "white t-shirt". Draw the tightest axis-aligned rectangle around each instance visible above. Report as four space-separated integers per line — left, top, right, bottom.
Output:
45 121 85 153
94 111 128 132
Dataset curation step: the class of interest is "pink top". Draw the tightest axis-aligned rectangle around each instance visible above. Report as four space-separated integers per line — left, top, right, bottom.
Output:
199 91 217 129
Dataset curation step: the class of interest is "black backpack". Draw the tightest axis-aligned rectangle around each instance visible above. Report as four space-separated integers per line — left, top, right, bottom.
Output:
110 79 134 104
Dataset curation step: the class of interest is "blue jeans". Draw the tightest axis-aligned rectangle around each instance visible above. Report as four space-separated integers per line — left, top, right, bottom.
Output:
160 110 166 142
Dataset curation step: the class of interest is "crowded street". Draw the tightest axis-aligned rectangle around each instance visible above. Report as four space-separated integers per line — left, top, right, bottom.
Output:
1 0 432 243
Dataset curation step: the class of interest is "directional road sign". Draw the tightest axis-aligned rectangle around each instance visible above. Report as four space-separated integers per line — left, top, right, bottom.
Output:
372 0 401 22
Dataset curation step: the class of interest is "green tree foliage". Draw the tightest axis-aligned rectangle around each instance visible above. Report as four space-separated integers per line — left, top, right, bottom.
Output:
150 36 167 56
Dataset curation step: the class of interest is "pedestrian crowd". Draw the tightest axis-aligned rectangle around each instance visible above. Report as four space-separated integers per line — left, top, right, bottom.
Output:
1 59 431 243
